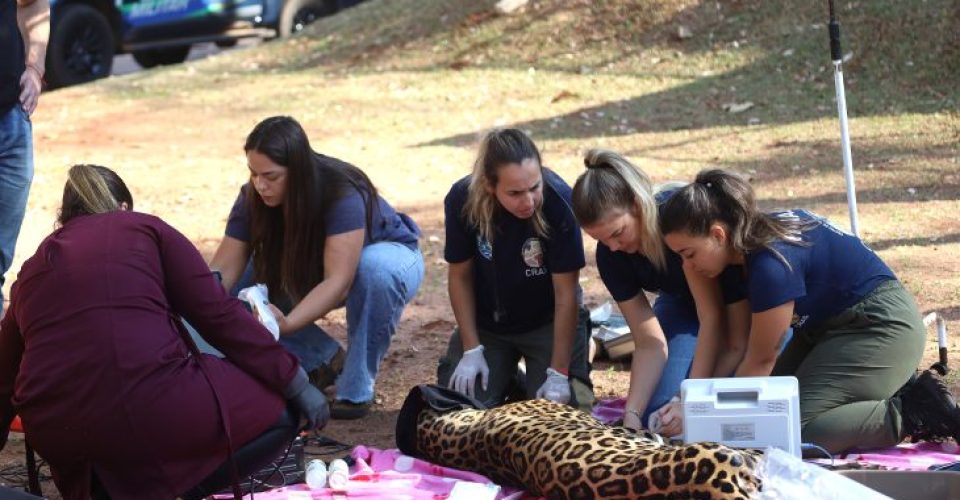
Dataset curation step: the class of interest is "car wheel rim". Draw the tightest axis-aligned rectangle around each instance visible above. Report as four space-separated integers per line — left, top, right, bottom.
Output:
65 24 108 79
292 8 322 32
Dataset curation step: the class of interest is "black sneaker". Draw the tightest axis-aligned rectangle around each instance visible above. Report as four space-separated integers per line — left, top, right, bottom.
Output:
330 399 372 420
308 347 346 391
901 369 960 442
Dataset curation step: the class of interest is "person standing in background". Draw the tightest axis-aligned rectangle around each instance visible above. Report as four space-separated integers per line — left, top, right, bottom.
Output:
0 0 49 315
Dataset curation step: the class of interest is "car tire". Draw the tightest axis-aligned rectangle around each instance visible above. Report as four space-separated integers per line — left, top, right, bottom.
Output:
45 4 115 89
132 47 191 69
278 0 336 37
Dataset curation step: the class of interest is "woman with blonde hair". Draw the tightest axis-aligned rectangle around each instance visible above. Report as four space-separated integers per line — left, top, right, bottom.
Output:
0 164 328 499
437 128 594 409
571 150 747 432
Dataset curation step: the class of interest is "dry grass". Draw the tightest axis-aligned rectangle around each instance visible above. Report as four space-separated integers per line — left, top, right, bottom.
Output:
2 0 958 494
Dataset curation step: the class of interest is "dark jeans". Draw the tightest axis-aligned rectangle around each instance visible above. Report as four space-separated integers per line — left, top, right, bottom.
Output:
437 307 594 412
772 280 925 453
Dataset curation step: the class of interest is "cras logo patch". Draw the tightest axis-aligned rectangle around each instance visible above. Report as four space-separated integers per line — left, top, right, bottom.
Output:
476 234 493 260
522 238 546 276
791 313 809 329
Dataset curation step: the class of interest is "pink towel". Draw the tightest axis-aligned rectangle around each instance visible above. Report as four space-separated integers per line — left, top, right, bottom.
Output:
592 397 626 424
215 446 540 499
813 441 960 471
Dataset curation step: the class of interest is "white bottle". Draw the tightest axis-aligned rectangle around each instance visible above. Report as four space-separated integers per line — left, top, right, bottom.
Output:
305 459 327 490
327 458 349 490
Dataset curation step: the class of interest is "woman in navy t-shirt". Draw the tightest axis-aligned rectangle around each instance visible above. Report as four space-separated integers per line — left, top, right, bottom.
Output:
438 128 593 410
658 168 957 453
211 116 424 420
571 150 746 431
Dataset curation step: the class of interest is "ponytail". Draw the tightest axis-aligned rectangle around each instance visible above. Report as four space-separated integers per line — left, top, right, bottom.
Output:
571 149 666 271
464 128 548 243
58 164 133 226
660 169 805 264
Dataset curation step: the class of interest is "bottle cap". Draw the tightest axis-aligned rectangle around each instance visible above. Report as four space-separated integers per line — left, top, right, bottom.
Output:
394 454 414 472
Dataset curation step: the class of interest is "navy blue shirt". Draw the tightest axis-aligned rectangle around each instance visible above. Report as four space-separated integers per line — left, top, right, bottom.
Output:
444 168 586 335
596 189 745 305
1 0 24 111
224 184 420 250
745 210 895 331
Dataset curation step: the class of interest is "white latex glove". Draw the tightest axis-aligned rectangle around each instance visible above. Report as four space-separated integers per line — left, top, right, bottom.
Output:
449 345 489 398
535 367 571 404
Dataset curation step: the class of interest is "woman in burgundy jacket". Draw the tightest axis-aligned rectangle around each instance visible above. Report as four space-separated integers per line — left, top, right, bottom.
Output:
0 164 328 499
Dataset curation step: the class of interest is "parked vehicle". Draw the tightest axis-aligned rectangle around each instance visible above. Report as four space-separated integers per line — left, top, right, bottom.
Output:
45 0 366 88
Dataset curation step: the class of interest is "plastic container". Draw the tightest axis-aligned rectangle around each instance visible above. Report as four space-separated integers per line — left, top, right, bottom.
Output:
838 470 960 500
305 459 327 490
757 447 890 499
327 458 349 490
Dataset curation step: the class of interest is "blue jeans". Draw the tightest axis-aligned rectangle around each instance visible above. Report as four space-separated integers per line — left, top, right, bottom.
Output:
643 293 699 422
237 242 424 403
0 105 33 315
643 294 795 422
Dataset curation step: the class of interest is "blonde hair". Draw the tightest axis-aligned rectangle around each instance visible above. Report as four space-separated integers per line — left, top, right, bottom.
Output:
463 128 548 243
59 164 133 226
571 149 667 271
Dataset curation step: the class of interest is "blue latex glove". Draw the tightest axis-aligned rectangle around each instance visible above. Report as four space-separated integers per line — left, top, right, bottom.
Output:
285 367 330 430
535 367 571 404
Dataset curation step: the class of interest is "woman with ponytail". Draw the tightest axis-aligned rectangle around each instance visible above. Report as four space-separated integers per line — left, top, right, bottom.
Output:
437 128 594 411
571 150 748 432
658 168 957 453
0 165 329 499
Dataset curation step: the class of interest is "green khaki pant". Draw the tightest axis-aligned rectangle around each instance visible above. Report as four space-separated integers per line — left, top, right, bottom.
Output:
772 280 926 453
437 307 595 413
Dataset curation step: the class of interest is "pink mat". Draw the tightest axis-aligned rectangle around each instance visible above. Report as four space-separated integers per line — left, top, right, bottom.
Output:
216 446 541 499
813 441 960 470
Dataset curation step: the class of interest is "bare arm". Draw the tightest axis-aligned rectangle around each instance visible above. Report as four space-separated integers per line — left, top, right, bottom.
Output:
714 299 751 377
735 302 794 377
281 228 364 334
620 293 668 422
209 235 252 293
448 259 480 350
16 0 49 114
549 270 579 372
683 261 726 380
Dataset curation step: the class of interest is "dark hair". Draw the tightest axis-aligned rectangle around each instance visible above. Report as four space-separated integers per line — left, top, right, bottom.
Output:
659 169 806 262
464 128 547 241
58 164 133 226
244 116 378 301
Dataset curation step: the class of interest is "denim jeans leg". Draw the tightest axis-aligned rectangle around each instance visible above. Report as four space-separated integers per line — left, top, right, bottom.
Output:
643 293 699 422
336 243 424 403
233 259 342 372
0 105 33 314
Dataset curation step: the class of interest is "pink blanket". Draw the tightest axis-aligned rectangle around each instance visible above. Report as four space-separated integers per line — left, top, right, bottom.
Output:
217 446 540 499
814 441 960 471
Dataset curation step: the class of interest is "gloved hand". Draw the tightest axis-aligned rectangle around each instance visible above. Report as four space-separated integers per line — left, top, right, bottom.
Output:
535 367 571 404
285 367 330 430
448 345 489 398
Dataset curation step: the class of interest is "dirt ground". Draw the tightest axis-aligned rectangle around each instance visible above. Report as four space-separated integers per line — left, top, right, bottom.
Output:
1 0 957 496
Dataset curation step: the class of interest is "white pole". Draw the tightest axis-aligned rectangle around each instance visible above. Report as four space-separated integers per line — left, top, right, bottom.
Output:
829 1 860 236
833 62 860 236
